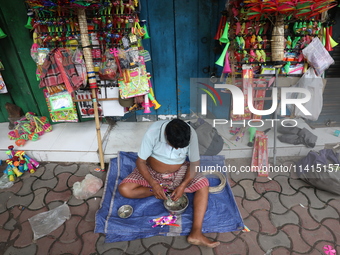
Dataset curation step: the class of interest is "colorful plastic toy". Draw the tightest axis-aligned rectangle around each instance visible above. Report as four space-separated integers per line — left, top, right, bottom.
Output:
2 146 39 181
149 215 179 228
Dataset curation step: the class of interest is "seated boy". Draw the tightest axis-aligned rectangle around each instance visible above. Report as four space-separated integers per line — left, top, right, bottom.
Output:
119 118 220 248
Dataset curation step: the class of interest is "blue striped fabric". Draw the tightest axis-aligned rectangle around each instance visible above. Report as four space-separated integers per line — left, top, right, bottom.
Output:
95 151 244 243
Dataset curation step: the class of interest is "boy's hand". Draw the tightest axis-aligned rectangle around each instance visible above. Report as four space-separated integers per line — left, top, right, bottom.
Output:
171 185 185 201
151 184 167 200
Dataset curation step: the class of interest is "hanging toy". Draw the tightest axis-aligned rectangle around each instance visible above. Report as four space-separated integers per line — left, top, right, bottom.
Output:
293 22 299 35
234 51 242 62
239 37 245 51
257 35 263 49
24 9 34 30
250 34 256 48
235 22 241 35
242 50 249 62
214 16 224 40
297 52 304 62
240 23 246 35
302 21 307 34
325 25 332 51
0 27 7 39
147 74 161 109
283 62 291 74
143 94 152 113
249 50 256 62
258 23 264 35
286 35 292 49
292 37 301 49
223 51 232 73
235 36 241 50
260 50 266 63
306 21 313 35
255 50 262 62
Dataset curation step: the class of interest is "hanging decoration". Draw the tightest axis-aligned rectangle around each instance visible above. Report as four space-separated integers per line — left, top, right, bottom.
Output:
213 0 337 170
243 0 337 20
24 0 161 170
25 0 160 114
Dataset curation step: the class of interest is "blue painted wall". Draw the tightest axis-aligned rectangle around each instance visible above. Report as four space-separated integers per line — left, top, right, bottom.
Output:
138 0 229 118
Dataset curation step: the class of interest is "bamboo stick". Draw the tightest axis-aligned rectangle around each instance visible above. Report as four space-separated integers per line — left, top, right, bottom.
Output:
77 9 105 170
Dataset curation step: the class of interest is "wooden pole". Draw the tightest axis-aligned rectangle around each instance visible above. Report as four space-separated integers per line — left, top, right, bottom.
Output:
271 15 285 62
77 9 105 170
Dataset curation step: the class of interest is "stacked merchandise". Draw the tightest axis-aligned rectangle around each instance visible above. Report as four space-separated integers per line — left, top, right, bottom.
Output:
214 0 338 176
3 145 39 182
25 0 160 122
7 112 52 146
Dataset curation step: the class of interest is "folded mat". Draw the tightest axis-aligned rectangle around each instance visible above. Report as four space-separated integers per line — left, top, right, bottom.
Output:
95 151 244 243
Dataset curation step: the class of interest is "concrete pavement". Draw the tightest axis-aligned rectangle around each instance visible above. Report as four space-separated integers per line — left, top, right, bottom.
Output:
1 156 339 254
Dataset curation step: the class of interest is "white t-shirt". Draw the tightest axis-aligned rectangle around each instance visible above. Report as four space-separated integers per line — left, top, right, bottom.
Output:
138 120 200 164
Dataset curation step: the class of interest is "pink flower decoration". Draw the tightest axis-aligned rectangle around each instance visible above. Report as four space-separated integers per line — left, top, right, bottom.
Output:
323 245 336 255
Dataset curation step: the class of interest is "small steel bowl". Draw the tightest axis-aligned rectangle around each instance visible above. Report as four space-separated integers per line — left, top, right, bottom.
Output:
117 205 133 218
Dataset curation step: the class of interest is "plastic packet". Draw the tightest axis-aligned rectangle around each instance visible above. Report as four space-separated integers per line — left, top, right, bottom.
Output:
122 36 130 49
28 202 70 240
0 174 14 189
302 37 334 76
99 49 117 80
37 48 50 66
72 174 103 200
128 47 140 65
72 49 87 87
118 48 130 69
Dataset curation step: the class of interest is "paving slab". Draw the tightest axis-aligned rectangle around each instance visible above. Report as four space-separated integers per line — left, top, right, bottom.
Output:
309 205 339 222
270 210 300 228
263 192 288 214
281 224 311 253
258 231 291 251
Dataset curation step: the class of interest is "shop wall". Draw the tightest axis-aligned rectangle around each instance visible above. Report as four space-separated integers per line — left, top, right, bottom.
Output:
0 0 50 123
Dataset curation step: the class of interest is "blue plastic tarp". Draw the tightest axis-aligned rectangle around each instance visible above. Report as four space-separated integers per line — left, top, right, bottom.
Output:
95 151 244 243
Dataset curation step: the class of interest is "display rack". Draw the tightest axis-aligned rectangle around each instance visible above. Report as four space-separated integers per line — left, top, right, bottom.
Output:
215 0 337 167
25 0 154 170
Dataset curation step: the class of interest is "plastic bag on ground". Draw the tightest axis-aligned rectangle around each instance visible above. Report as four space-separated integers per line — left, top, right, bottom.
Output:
28 202 70 240
72 174 103 200
0 174 14 189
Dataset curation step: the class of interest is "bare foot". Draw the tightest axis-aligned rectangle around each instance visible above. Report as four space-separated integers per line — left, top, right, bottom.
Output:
187 234 220 248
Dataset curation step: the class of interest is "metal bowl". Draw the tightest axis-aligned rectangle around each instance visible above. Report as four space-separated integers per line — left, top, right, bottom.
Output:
117 205 133 218
163 194 189 215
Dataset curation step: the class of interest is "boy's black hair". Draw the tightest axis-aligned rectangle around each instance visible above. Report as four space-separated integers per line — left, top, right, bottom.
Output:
165 119 191 149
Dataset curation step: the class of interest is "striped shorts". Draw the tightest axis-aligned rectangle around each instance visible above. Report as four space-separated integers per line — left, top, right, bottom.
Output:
120 162 209 193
